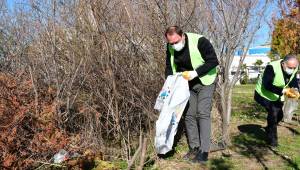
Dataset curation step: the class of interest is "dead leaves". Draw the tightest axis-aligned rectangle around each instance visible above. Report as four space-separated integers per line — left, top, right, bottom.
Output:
0 73 71 169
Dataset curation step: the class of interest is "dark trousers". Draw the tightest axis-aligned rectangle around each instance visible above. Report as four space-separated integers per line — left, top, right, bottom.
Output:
254 91 283 142
185 83 215 152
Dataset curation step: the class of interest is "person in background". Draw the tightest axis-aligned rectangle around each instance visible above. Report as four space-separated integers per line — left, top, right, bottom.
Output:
254 54 299 147
164 26 219 163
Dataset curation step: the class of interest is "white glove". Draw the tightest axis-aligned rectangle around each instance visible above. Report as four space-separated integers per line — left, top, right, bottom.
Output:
182 71 198 81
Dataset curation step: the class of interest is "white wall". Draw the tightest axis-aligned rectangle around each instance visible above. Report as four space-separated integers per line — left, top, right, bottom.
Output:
230 55 271 83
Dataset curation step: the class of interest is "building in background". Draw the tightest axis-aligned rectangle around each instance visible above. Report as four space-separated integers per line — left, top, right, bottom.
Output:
230 45 271 84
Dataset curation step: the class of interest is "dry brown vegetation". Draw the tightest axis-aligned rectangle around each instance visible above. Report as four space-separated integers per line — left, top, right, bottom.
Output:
0 0 271 169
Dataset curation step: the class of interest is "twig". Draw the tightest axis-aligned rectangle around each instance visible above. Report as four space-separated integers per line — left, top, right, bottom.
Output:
29 66 39 114
137 137 147 170
127 134 142 170
34 161 66 170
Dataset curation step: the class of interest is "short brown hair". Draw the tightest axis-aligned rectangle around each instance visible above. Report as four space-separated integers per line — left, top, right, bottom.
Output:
165 26 183 37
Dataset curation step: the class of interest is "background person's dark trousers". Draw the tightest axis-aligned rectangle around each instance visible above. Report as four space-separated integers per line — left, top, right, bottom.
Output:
265 102 283 146
254 91 283 147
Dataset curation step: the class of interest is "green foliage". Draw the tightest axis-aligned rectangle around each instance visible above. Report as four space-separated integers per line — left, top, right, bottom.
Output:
254 59 263 67
240 64 249 84
240 74 248 84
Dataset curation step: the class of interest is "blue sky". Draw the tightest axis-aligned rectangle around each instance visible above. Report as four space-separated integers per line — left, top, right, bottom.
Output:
252 1 279 47
253 23 271 46
6 0 14 10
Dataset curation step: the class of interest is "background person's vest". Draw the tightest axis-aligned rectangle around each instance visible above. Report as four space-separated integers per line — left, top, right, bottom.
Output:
168 33 217 86
255 59 298 101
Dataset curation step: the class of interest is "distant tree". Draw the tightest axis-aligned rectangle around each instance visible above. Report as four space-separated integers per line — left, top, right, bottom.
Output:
254 59 263 72
240 64 248 84
241 64 248 75
270 0 300 58
203 0 271 143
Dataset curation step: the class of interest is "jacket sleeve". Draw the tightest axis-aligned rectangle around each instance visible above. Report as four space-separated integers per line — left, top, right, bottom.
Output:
288 74 299 89
195 37 219 77
165 46 173 79
262 65 283 95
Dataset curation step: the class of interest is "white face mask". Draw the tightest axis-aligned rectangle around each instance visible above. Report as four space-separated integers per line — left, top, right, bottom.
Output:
285 67 294 75
172 39 185 51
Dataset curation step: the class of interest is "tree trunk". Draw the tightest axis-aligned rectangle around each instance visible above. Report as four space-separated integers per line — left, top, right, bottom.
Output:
218 80 233 145
224 88 232 145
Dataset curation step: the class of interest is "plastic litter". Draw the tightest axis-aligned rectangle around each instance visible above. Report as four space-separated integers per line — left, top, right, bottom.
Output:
53 149 69 163
283 97 298 123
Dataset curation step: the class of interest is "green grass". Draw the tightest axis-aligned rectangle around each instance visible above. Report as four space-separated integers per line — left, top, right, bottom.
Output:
276 128 300 169
92 160 128 170
209 157 234 170
231 84 300 170
232 84 266 121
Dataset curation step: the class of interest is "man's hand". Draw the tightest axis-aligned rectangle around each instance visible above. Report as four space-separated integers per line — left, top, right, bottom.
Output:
182 71 198 81
283 88 300 99
282 88 288 95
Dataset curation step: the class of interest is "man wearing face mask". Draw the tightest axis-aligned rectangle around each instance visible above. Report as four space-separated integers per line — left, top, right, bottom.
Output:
164 26 219 163
254 54 299 147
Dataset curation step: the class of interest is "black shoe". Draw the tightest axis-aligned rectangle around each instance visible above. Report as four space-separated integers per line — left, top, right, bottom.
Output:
269 140 278 147
266 135 278 147
266 136 278 147
183 147 199 160
192 150 208 164
157 149 175 159
265 126 278 147
268 135 278 147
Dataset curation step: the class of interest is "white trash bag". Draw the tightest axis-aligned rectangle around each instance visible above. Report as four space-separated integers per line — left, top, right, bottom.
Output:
154 74 176 111
283 97 298 123
154 74 190 154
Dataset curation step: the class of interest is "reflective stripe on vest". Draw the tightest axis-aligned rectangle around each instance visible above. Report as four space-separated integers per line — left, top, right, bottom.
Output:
255 59 298 101
168 32 217 85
